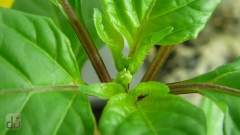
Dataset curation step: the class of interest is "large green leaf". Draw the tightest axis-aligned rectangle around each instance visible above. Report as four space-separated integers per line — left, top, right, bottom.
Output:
168 57 240 135
99 94 206 135
12 0 104 71
0 7 95 134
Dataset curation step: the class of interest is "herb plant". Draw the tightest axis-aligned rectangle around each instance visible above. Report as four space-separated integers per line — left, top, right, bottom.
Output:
0 0 239 135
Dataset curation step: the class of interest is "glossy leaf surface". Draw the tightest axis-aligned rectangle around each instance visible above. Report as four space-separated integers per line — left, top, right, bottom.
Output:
169 57 240 135
99 0 220 49
12 0 104 70
0 8 95 135
99 94 206 135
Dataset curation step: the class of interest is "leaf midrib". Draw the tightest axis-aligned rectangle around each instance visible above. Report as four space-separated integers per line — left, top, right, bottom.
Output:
0 85 79 95
138 106 158 135
129 0 156 55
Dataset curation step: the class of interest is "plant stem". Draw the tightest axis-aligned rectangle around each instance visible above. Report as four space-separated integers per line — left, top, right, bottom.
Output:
141 45 174 82
60 0 111 83
168 83 240 95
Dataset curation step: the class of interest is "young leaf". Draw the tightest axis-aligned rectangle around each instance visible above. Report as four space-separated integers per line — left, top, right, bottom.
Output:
129 81 169 100
0 8 95 134
128 27 173 74
12 0 104 71
169 57 240 135
94 9 124 71
97 0 220 74
99 94 206 135
81 83 125 99
100 0 220 49
147 0 221 45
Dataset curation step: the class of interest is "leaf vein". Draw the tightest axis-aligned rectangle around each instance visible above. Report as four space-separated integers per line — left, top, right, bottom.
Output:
130 0 156 55
138 106 158 135
4 92 33 135
53 93 77 135
211 70 239 84
150 0 195 19
0 54 33 87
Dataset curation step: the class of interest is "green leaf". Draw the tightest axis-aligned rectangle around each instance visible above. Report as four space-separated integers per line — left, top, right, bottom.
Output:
169 57 240 135
0 8 95 134
100 0 154 50
94 8 124 71
97 0 219 74
182 57 240 89
200 97 224 135
81 83 125 99
99 94 206 135
100 0 220 49
0 7 82 86
128 27 173 74
129 81 169 100
12 0 104 71
147 0 221 45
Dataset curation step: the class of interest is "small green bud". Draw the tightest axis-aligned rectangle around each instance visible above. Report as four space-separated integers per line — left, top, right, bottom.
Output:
116 68 132 86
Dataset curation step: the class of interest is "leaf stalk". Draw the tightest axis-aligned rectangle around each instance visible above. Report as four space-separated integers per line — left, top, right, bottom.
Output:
168 83 240 95
141 45 174 82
